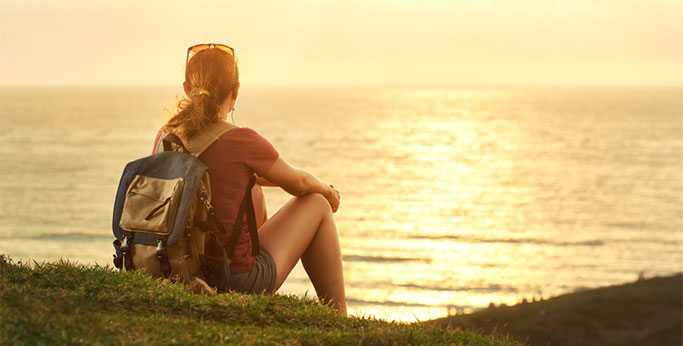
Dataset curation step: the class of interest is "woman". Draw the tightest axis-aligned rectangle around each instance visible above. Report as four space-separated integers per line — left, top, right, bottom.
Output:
154 43 346 313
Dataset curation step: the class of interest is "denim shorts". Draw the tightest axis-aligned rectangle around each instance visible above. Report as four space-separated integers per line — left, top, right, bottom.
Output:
228 249 277 294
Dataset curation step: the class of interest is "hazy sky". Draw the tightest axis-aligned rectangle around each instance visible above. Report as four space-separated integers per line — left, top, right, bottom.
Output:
1 0 681 86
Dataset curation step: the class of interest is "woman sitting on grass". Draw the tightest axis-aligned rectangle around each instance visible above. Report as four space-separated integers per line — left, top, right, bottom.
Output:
153 43 346 313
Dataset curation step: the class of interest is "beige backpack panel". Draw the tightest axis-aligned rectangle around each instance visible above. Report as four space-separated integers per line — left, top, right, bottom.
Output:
119 175 184 236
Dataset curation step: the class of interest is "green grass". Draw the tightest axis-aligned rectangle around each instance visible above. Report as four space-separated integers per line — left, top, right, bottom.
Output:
0 256 515 345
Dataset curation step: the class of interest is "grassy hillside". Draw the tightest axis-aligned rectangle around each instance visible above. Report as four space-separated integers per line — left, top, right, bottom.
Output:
430 273 682 346
0 256 515 345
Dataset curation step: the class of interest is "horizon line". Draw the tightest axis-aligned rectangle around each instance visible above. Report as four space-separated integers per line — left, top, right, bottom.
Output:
1 82 681 89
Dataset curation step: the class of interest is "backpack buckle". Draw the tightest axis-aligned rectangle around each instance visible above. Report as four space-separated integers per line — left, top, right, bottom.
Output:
112 239 123 270
156 238 171 278
199 184 214 214
121 235 131 253
155 238 167 258
120 233 134 271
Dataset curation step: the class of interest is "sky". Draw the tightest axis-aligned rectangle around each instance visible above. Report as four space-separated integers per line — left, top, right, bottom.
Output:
0 0 681 87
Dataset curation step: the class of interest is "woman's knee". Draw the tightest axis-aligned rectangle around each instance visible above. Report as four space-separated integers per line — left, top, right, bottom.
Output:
297 193 332 215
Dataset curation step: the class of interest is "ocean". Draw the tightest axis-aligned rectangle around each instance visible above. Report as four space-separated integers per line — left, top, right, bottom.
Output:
1 85 681 321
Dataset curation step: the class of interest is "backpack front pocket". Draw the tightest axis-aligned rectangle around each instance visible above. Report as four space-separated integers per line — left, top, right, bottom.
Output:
119 175 184 236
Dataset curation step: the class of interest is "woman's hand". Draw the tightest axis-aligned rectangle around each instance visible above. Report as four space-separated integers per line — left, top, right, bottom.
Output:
326 185 341 213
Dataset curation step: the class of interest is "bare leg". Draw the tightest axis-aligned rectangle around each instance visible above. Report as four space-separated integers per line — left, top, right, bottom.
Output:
258 193 346 314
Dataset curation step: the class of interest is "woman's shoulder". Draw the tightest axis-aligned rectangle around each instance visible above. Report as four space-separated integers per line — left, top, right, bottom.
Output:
218 126 268 141
215 126 277 153
210 126 278 164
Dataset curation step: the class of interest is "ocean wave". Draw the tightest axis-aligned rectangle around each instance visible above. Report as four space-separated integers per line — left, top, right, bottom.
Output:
346 297 449 308
342 255 431 263
407 235 605 247
0 232 112 241
398 283 519 293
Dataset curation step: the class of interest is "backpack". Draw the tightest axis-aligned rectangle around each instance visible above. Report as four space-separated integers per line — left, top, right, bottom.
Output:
111 121 260 292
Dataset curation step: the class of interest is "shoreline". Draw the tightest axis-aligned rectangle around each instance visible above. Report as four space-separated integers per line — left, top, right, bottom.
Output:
431 273 683 346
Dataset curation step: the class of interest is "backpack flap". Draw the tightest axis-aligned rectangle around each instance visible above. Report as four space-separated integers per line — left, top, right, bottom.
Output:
119 175 184 236
112 151 207 246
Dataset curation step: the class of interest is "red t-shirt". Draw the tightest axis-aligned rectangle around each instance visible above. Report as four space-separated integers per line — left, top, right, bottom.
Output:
153 127 279 273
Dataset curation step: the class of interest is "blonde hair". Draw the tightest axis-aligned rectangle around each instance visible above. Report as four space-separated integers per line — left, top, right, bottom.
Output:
166 48 239 139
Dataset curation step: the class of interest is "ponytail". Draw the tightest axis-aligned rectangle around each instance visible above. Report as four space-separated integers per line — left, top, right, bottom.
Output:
166 48 238 139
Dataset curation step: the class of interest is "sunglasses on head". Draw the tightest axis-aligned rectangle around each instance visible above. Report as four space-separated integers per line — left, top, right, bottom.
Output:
185 43 236 66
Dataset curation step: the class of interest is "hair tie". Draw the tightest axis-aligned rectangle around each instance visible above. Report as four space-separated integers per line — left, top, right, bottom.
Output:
198 89 210 96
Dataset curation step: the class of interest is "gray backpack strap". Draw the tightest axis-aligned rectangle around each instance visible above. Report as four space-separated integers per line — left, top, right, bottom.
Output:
162 133 188 152
225 175 260 259
154 130 168 154
185 121 237 156
158 121 237 156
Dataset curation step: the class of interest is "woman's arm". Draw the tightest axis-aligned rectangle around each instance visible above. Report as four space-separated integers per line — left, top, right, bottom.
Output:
264 156 340 212
255 176 278 187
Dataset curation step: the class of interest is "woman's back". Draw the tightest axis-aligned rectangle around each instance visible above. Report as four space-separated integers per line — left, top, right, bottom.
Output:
198 127 278 273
